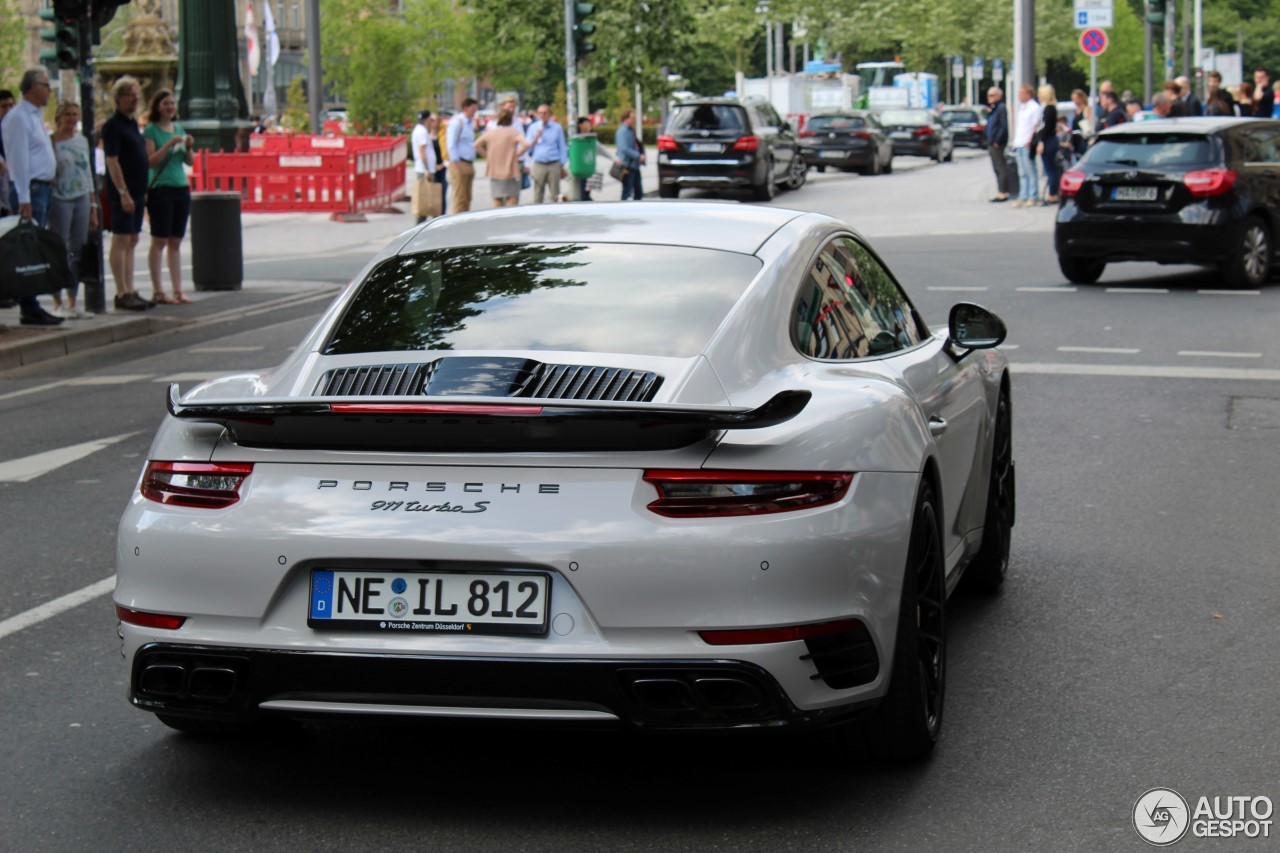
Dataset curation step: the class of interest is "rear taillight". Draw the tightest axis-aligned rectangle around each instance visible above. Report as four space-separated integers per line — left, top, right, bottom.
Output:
643 470 853 518
731 135 760 151
912 126 934 137
971 123 984 132
798 130 815 138
853 131 872 140
141 461 253 509
699 618 863 646
115 605 186 630
1060 170 1086 196
1184 168 1237 197
657 134 677 151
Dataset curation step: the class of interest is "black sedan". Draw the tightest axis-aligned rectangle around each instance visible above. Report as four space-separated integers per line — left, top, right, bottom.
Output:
941 106 988 149
880 109 954 162
1056 117 1280 287
799 111 894 175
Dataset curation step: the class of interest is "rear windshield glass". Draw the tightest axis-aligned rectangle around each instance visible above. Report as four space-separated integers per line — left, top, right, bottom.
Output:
879 110 930 126
1083 135 1216 168
942 110 979 123
324 244 762 358
808 115 867 130
668 105 746 133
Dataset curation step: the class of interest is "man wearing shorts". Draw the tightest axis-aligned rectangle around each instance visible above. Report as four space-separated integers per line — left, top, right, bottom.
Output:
101 76 151 311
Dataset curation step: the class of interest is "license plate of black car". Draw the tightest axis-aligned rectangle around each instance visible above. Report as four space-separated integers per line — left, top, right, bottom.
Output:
1113 185 1157 201
308 569 550 635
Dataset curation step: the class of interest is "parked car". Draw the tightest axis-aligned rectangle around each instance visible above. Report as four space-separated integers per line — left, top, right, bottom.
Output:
798 110 894 175
657 96 806 200
940 106 989 149
1056 117 1280 286
116 202 1015 761
880 108 954 162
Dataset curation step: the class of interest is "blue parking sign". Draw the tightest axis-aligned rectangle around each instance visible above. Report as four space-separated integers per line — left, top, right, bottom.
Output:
1078 11 1088 25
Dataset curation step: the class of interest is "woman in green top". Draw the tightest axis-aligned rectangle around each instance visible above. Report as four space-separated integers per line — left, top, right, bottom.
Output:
143 89 194 303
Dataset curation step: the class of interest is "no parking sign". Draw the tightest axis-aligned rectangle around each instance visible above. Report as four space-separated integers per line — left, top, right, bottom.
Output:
1080 28 1108 57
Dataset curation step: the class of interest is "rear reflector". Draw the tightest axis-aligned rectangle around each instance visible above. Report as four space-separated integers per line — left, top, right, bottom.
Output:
732 135 760 152
643 470 852 518
1060 170 1086 196
141 461 253 509
115 605 186 630
329 403 544 416
699 618 864 646
1184 168 1237 197
657 134 677 151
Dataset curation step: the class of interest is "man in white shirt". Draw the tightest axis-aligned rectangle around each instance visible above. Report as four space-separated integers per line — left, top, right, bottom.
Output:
0 68 63 325
410 110 438 224
1010 84 1044 208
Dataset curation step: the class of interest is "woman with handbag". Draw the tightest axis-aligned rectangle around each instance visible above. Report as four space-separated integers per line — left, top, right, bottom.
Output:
473 111 530 207
48 101 97 318
142 89 194 304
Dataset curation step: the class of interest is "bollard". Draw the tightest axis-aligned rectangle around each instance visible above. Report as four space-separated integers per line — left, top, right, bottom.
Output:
190 191 244 291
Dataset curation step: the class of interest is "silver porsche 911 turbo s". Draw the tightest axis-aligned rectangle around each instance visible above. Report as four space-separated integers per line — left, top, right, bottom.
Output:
115 202 1014 760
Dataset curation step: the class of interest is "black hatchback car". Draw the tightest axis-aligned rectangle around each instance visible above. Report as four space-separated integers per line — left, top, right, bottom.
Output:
657 97 806 201
1056 118 1280 286
880 109 954 162
798 111 894 175
940 106 989 149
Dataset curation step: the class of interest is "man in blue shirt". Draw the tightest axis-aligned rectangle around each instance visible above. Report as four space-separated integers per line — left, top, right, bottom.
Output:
524 104 568 204
614 108 644 201
445 98 479 212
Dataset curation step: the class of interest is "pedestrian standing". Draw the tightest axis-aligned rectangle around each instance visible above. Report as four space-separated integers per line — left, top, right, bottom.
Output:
1205 71 1235 116
1175 76 1202 116
575 116 612 201
985 87 1017 203
48 101 97 318
445 98 478 213
0 69 63 326
1237 82 1256 117
1069 88 1092 158
1254 70 1274 119
1010 84 1043 208
1164 81 1189 117
143 89 194 304
433 112 449 214
474 111 530 207
615 109 643 201
410 109 438 224
1096 90 1127 132
1036 85 1061 204
102 75 151 312
524 104 569 204
1150 91 1174 118
0 89 14 218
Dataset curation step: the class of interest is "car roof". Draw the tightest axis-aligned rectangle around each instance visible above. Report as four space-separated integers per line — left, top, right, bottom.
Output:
1099 116 1268 136
399 202 806 255
674 98 749 107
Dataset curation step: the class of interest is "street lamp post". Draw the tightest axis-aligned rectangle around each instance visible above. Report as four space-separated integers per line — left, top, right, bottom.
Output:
176 0 250 152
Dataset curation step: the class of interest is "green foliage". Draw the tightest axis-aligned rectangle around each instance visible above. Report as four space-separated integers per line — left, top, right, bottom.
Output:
0 0 26 88
464 0 560 104
282 75 310 132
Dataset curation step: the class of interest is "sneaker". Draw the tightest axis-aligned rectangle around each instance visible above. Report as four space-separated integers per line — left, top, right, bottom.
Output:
20 311 64 327
114 292 150 312
52 305 70 319
67 307 95 319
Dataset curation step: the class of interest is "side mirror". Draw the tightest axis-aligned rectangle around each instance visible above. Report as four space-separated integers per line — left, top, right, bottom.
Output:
948 302 1007 350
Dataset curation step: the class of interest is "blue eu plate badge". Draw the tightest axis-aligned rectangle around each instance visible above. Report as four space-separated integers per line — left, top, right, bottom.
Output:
310 570 334 620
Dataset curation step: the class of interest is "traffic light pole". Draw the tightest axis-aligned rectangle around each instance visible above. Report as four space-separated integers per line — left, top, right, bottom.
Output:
564 0 578 127
81 3 105 315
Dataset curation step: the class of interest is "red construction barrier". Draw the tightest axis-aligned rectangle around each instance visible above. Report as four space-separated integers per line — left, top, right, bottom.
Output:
192 134 407 220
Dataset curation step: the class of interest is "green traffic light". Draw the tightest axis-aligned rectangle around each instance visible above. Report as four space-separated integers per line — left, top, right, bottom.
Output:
1146 0 1165 25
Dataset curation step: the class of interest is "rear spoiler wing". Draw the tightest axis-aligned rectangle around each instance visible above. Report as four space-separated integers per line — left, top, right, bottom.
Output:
167 384 810 452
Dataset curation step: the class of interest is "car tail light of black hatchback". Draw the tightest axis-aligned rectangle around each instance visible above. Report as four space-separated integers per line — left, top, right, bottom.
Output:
1183 169 1237 197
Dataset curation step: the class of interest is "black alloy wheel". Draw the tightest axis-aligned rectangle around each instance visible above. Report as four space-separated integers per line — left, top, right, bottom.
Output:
1227 216 1270 288
658 183 680 199
752 159 776 201
943 144 953 162
1058 253 1106 284
962 391 1014 593
785 154 807 190
815 164 827 173
861 480 946 761
883 154 893 174
932 144 942 162
867 152 882 176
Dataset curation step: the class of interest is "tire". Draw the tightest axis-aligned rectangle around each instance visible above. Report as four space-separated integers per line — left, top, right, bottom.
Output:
752 160 776 201
658 183 679 199
869 153 882 176
943 146 953 163
816 164 827 173
962 391 1014 593
1226 215 1270 288
1058 254 1106 284
883 155 893 174
932 145 941 163
861 480 946 761
785 155 807 190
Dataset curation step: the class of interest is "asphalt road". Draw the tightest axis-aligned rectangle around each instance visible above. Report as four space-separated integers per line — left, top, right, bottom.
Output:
1 150 1277 852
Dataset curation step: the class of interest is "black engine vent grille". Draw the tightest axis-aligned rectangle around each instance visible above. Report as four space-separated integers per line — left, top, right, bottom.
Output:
314 358 662 403
801 623 881 690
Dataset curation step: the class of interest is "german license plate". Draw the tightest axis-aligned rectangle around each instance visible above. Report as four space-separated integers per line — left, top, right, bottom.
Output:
689 142 722 153
891 131 912 139
309 569 550 635
819 150 845 158
1113 185 1157 201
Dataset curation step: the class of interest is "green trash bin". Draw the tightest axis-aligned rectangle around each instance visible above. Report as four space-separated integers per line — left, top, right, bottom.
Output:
569 133 597 179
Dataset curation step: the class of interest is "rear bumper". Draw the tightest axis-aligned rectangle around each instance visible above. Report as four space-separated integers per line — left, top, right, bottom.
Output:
891 139 934 157
1055 203 1236 263
800 146 874 167
658 158 762 188
128 643 877 731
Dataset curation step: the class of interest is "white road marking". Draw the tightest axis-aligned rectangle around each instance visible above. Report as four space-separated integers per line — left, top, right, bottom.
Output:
1017 286 1077 293
926 286 989 292
0 432 139 483
188 346 264 353
0 379 73 402
151 372 216 383
1177 350 1263 359
66 374 153 385
1056 346 1141 354
1012 362 1280 381
1105 287 1169 294
0 577 115 642
1198 289 1261 296
999 344 1019 349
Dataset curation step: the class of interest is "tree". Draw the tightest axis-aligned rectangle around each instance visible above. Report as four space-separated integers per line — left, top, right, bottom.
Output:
591 0 694 109
0 0 26 89
282 75 309 132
